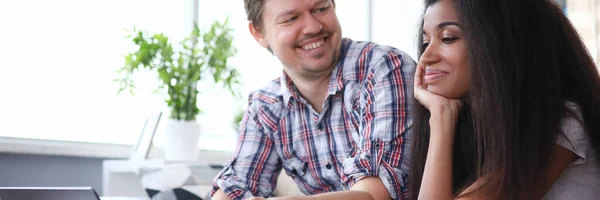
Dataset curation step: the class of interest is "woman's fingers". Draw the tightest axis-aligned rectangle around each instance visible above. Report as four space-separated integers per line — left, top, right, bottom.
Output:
452 99 463 110
414 62 463 116
414 63 426 89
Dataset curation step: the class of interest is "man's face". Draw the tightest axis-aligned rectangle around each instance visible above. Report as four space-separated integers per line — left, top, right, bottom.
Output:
250 0 342 80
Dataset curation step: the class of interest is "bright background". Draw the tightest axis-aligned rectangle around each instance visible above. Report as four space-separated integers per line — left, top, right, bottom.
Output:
0 0 596 153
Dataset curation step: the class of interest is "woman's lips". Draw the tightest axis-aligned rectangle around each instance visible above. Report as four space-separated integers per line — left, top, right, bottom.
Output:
424 68 449 83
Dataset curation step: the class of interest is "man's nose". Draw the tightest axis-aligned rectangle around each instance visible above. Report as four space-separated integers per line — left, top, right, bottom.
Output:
302 14 323 35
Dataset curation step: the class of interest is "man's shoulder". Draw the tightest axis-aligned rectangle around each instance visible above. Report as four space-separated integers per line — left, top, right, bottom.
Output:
343 38 413 63
246 78 286 112
340 38 416 80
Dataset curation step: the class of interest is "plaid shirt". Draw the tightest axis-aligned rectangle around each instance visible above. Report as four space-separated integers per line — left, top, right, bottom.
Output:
211 38 415 200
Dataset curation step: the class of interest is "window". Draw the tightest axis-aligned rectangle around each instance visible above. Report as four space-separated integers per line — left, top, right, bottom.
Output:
564 0 600 68
0 0 184 145
0 0 373 152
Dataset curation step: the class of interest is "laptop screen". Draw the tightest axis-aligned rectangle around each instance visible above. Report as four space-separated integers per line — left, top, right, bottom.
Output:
0 187 100 200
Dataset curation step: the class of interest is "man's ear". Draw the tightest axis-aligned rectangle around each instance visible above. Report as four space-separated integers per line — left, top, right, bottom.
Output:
249 22 269 48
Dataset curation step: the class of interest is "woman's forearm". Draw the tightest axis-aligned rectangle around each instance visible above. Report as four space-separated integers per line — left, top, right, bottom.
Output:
418 113 456 200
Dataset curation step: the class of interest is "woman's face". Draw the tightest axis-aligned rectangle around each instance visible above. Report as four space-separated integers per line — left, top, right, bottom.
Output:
420 0 470 99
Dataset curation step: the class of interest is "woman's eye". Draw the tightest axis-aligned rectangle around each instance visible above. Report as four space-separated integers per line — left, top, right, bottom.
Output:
421 42 430 49
442 37 458 43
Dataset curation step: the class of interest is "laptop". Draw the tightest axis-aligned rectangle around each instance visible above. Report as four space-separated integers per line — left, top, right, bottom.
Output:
130 112 162 162
0 187 100 200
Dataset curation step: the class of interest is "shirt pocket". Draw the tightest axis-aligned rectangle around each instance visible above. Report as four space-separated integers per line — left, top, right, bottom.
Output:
282 157 325 194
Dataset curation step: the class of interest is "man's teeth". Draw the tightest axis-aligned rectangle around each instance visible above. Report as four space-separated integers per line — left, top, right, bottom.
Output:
302 40 324 50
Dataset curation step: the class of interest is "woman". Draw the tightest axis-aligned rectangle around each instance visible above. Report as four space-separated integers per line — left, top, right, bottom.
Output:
409 0 600 199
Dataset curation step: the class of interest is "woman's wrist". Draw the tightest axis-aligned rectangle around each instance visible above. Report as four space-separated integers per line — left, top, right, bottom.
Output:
429 110 458 141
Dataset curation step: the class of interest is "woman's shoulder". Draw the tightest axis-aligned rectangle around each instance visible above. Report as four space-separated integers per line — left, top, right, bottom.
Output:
563 101 583 119
545 102 600 200
556 101 592 164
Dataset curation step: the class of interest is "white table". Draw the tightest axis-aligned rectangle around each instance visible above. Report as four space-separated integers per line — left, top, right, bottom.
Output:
100 197 149 200
103 155 228 198
103 159 166 197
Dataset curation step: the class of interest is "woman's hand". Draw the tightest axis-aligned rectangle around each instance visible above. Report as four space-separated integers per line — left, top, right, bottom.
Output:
414 63 462 200
413 63 463 138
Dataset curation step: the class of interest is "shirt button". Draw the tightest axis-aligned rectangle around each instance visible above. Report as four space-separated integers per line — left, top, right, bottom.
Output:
325 163 332 170
318 124 324 130
374 143 381 149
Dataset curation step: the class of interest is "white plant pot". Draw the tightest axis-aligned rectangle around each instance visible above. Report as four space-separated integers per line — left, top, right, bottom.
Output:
164 119 201 162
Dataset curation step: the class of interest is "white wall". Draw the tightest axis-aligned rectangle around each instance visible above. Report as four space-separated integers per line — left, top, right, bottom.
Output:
336 0 371 41
371 0 424 60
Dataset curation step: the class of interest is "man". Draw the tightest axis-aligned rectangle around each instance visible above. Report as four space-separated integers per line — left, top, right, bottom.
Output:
211 0 415 199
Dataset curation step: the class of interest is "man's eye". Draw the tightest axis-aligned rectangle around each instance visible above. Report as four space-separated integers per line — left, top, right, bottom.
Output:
421 42 430 50
316 6 330 13
286 16 298 23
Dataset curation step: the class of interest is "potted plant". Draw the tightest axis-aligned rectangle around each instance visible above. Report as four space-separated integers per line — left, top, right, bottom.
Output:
116 19 238 161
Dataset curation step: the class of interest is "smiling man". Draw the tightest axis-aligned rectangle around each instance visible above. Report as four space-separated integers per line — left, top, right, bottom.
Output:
210 0 415 199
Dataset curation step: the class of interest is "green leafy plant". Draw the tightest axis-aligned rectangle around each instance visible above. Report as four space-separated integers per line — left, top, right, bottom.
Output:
116 19 239 121
232 108 245 132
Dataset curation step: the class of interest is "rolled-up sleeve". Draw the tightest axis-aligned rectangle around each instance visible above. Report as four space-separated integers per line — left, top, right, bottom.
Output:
342 52 414 200
210 100 282 200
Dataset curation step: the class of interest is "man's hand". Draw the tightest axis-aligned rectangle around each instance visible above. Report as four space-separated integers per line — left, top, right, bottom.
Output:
212 189 231 200
249 196 301 200
264 177 390 200
349 177 392 200
216 178 391 200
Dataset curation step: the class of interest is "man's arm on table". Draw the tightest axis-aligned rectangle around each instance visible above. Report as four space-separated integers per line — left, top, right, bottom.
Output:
210 100 282 200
